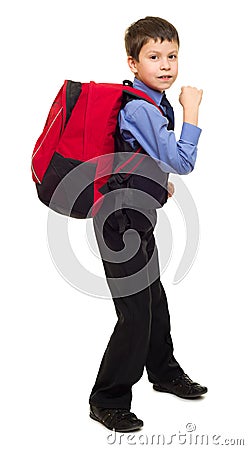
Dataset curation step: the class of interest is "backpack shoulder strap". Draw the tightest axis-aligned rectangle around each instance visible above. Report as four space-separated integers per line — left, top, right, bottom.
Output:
122 82 165 116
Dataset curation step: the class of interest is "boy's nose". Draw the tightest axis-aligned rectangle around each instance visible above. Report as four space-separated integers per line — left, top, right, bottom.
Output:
160 58 171 70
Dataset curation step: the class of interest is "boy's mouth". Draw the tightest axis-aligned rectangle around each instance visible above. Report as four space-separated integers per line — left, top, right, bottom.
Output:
158 75 172 80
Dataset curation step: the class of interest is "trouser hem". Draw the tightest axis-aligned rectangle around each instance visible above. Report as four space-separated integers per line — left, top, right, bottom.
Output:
147 367 184 384
89 401 131 410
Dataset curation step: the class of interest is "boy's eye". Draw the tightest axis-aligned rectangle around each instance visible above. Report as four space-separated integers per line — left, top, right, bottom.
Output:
169 54 177 60
150 55 158 60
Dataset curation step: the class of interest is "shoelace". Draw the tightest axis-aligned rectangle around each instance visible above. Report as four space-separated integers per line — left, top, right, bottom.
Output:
176 373 200 391
179 374 194 384
102 409 138 428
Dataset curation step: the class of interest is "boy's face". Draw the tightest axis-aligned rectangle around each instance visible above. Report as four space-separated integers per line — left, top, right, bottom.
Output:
128 38 179 92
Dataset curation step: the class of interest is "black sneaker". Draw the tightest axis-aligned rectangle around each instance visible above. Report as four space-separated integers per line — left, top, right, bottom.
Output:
153 373 208 399
90 405 143 432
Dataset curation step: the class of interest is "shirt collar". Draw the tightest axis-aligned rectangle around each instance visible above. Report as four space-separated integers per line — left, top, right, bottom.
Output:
133 78 163 106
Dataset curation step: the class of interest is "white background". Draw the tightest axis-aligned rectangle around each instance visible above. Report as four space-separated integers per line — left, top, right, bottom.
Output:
1 0 248 448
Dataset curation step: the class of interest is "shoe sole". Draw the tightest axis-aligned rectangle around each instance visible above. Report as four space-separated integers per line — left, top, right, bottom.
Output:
90 410 143 432
153 385 208 399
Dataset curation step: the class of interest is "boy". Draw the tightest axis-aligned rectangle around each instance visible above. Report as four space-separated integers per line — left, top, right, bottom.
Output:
89 16 207 432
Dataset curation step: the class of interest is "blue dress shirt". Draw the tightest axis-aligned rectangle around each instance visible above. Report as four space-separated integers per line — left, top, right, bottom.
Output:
118 78 202 175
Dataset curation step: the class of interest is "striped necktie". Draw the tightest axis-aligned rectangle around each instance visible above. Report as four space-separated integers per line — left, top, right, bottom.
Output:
160 93 175 131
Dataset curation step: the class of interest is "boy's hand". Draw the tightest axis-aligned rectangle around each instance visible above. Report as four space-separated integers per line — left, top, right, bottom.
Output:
167 181 175 198
179 86 203 126
179 86 203 109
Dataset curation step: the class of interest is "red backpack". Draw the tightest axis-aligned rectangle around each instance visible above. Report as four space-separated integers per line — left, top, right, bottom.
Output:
31 80 161 218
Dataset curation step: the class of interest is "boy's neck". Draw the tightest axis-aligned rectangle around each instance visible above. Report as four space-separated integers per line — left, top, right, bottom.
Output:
133 78 164 105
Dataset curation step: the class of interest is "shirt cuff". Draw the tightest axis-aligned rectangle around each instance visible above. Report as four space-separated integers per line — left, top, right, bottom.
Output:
180 122 202 144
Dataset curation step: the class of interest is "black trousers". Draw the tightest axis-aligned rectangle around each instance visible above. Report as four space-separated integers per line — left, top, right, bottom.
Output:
89 208 183 409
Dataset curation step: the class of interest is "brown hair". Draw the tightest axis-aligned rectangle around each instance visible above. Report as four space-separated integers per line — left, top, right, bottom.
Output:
125 16 180 61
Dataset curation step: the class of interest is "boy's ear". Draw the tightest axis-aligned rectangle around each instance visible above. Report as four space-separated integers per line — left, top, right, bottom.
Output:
127 56 138 75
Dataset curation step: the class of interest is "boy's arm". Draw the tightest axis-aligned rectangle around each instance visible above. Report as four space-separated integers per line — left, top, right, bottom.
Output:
119 99 202 175
179 86 203 126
